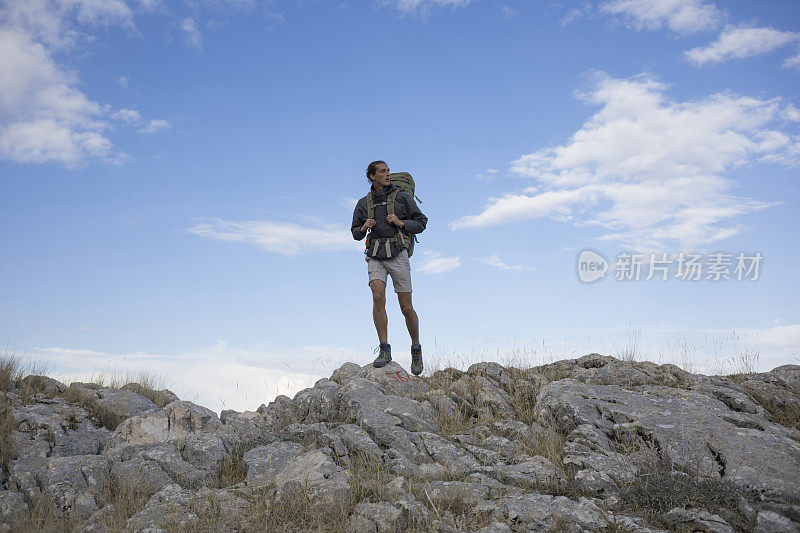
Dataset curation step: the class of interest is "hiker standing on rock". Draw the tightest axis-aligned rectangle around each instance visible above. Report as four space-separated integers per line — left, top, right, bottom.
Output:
351 161 428 375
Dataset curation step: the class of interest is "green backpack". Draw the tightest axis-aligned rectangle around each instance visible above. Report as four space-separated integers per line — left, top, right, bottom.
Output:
364 172 422 258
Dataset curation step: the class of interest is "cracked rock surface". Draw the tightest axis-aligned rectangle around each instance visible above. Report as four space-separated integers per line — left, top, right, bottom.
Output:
1 354 798 531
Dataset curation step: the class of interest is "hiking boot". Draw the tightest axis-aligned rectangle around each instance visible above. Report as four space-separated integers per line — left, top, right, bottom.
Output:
372 342 392 368
411 343 423 376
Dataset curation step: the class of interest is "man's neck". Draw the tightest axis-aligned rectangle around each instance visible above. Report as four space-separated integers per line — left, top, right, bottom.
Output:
371 183 389 192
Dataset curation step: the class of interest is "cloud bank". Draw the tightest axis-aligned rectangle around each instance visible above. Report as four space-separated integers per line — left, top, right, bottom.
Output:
0 0 169 167
451 73 798 250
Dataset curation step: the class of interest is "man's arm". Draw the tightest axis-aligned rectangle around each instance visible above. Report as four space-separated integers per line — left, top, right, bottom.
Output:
400 194 427 234
351 198 368 241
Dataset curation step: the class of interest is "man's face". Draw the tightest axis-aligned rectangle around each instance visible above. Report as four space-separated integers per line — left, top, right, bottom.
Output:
371 163 391 188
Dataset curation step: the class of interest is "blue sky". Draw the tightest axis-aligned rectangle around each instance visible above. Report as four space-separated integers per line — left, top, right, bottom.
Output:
1 0 799 413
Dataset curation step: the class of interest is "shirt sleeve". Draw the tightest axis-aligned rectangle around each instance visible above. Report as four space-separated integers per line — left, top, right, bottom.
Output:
400 194 427 235
351 198 368 241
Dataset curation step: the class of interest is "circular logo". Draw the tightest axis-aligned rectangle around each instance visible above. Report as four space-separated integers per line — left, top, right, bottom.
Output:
577 250 608 283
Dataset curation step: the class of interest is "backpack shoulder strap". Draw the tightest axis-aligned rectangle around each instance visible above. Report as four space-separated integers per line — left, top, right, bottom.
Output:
386 189 399 216
365 191 375 220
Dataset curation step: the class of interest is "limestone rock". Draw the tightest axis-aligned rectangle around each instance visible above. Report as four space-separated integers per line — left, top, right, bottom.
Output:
242 440 304 486
756 509 800 533
273 448 352 512
0 491 29 526
110 458 172 497
42 455 110 518
106 401 221 455
334 361 429 398
497 493 609 532
539 377 800 499
663 507 736 533
96 388 157 419
20 375 66 397
349 502 402 532
2 354 799 533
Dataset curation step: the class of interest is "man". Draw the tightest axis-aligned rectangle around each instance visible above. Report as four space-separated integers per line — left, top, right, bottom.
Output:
351 161 428 375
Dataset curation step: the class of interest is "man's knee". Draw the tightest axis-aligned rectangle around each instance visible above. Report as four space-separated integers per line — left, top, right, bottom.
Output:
370 280 387 306
398 293 414 316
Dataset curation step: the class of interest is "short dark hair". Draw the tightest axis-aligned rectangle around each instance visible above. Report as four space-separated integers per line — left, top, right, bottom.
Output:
366 161 387 183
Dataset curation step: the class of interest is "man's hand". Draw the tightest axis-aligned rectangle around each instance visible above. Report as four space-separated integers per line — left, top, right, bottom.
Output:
386 214 404 228
361 219 376 232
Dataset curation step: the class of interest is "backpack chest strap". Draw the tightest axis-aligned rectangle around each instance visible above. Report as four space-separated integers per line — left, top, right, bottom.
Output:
367 234 406 258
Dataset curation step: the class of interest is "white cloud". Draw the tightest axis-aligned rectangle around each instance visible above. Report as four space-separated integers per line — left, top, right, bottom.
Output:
601 0 722 34
560 2 593 27
138 118 171 134
480 254 534 272
135 0 162 11
451 186 599 229
180 17 203 49
0 0 134 50
0 28 126 166
501 6 516 19
23 340 357 414
111 108 142 124
417 251 461 274
340 197 359 209
476 168 499 180
695 324 800 373
452 73 798 250
784 50 800 70
383 0 474 16
685 25 799 66
0 0 169 167
116 75 129 89
783 105 800 123
188 218 361 255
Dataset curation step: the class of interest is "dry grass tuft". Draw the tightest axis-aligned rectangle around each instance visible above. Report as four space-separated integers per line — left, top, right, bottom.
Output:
745 388 800 431
406 480 494 530
212 445 249 488
100 474 158 530
617 471 757 531
0 354 21 480
507 376 543 426
63 384 125 431
11 494 83 533
120 382 174 408
0 354 21 392
0 399 16 478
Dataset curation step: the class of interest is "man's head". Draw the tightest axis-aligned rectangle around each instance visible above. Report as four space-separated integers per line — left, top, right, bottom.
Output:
366 160 391 189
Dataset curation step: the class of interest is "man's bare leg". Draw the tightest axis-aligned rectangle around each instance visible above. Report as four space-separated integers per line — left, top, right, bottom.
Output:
369 280 388 343
397 291 419 344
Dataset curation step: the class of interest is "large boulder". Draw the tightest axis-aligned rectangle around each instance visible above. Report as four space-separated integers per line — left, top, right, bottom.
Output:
242 441 304 486
106 401 221 455
41 455 110 519
539 378 800 500
273 448 352 513
95 388 157 419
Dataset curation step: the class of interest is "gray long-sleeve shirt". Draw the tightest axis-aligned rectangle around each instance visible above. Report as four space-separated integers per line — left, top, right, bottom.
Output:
351 183 427 248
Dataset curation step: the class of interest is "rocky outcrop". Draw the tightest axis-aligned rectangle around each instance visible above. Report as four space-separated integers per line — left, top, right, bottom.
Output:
0 354 798 531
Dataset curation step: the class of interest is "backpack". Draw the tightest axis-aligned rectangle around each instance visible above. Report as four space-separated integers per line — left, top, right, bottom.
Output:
364 172 422 258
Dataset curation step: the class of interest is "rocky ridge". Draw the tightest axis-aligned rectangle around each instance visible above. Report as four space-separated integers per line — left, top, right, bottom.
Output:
0 353 798 532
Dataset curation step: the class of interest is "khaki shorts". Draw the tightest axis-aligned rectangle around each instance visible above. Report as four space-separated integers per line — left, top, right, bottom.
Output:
367 249 412 293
